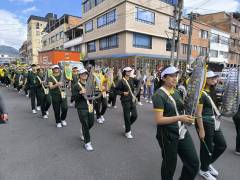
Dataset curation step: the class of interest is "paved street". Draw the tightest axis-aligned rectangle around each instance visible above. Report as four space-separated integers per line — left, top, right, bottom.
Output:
0 86 239 180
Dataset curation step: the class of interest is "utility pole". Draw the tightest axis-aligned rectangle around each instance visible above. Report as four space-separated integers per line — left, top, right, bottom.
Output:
187 12 193 68
170 5 178 66
176 0 184 68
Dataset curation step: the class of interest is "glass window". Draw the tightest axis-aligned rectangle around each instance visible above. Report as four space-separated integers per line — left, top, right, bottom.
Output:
221 36 229 45
85 20 93 33
231 25 237 33
97 9 116 28
133 33 152 49
200 30 208 39
200 47 208 56
169 17 177 30
210 50 218 58
181 44 188 54
136 7 155 25
182 24 189 34
99 34 118 50
36 22 40 29
60 31 64 39
166 39 177 52
56 34 59 41
95 0 104 6
160 0 178 5
87 41 96 53
83 0 92 13
211 33 219 43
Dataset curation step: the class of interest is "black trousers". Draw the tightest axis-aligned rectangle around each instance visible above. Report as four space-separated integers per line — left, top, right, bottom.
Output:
94 96 108 119
38 91 51 116
30 87 40 110
157 129 199 180
17 85 22 92
77 109 94 144
108 89 117 106
200 122 227 171
51 94 68 124
121 101 137 133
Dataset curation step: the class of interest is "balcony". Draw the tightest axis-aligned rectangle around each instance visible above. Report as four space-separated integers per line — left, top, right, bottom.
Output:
64 36 83 49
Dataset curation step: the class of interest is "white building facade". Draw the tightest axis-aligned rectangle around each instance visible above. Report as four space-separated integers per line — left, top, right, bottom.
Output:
209 29 230 64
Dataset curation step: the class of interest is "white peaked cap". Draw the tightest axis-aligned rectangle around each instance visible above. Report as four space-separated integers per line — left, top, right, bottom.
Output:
161 66 179 79
207 71 218 78
79 68 88 74
123 67 133 72
52 65 60 69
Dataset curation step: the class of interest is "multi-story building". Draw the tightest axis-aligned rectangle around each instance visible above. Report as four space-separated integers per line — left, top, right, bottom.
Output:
209 28 230 64
81 0 178 69
41 14 81 51
196 12 240 64
27 14 52 64
0 54 18 64
19 41 28 63
179 18 210 63
64 24 83 52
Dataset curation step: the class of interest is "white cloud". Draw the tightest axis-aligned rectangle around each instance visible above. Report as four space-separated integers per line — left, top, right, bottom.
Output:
0 9 27 49
22 6 38 14
184 0 240 14
9 0 34 3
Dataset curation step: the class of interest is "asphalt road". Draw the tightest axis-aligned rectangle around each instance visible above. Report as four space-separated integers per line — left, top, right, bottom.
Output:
0 86 239 180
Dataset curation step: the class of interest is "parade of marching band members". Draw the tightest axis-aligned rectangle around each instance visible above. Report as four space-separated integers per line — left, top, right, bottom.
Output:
0 0 240 180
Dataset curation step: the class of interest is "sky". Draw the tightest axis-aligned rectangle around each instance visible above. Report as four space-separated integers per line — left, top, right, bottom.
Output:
0 0 239 50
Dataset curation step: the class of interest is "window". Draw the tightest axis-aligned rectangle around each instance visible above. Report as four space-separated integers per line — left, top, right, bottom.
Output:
210 50 218 58
181 44 188 54
95 0 104 5
160 0 178 5
182 24 190 34
60 31 64 39
136 7 155 25
85 20 93 33
51 36 55 43
48 38 51 44
166 39 177 52
43 40 47 47
211 33 219 43
220 51 228 58
200 30 208 39
133 33 152 49
97 9 116 28
231 25 237 33
169 17 177 30
56 34 59 41
83 0 92 13
200 47 208 56
221 36 229 45
99 34 118 50
87 41 96 53
36 22 40 29
83 0 104 13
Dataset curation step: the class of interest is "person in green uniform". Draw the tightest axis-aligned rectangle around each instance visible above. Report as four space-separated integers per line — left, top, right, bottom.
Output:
27 64 39 114
152 66 199 180
196 71 227 180
48 65 68 128
36 67 51 119
69 66 79 107
23 67 29 97
72 68 95 151
115 67 139 139
154 70 161 92
233 106 240 155
15 67 24 93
